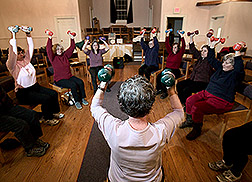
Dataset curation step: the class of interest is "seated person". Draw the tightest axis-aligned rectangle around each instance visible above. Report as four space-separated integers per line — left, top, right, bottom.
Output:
46 30 88 110
156 30 185 99
0 85 49 157
81 37 110 94
177 32 214 128
6 26 63 126
184 39 245 140
138 29 159 81
90 75 184 181
208 120 252 182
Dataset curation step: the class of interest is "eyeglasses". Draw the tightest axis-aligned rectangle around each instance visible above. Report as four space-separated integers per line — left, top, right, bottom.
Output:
18 51 25 55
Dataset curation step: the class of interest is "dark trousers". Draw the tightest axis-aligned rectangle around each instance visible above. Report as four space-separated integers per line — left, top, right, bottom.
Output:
0 105 42 151
16 83 60 120
138 64 159 80
176 79 209 105
223 121 252 176
89 66 103 94
56 76 86 102
156 68 181 93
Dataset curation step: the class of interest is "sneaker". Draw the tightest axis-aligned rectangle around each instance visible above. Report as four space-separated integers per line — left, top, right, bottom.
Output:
36 139 50 150
44 118 60 126
82 98 89 106
160 92 168 99
208 160 233 171
216 170 242 182
75 102 82 109
53 113 65 119
26 146 46 157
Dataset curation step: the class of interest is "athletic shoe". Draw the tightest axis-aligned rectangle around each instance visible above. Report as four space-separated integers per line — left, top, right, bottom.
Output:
208 160 233 171
43 118 60 126
53 113 65 119
36 139 50 150
82 98 89 106
75 102 82 109
216 170 242 182
26 146 46 157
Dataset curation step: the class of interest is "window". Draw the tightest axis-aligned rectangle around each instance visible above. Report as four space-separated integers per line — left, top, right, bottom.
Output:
116 0 127 20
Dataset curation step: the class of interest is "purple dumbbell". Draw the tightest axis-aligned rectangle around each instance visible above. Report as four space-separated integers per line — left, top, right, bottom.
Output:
86 36 90 40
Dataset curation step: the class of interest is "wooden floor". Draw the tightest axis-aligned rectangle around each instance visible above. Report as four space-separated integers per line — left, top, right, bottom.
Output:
0 63 251 182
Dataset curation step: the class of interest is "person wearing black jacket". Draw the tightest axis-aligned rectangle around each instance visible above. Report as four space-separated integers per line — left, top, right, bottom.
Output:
0 85 49 157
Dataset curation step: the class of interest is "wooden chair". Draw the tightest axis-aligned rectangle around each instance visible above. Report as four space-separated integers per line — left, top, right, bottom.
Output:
243 59 252 84
69 58 85 76
218 83 252 138
0 132 9 165
49 83 70 109
32 53 49 85
176 53 194 83
77 50 92 89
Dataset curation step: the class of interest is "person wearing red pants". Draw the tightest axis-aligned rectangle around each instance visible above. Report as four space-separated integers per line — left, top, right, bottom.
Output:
184 39 245 140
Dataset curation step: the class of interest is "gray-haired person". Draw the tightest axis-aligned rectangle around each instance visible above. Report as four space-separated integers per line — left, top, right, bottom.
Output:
90 75 184 181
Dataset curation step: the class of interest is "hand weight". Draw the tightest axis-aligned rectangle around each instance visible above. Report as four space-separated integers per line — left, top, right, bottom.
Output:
98 64 115 82
161 69 175 88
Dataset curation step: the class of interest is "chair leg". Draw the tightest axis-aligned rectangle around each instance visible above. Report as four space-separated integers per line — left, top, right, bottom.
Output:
0 148 5 165
219 116 228 139
245 110 251 123
153 75 157 90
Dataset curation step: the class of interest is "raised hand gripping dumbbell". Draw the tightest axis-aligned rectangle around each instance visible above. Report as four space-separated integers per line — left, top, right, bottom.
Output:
177 30 185 35
233 41 246 51
151 28 157 34
99 37 106 41
20 26 33 33
187 30 199 36
67 30 76 38
45 29 53 37
160 69 176 89
8 25 20 33
210 36 225 44
206 29 214 38
140 29 146 35
165 28 173 34
98 64 115 82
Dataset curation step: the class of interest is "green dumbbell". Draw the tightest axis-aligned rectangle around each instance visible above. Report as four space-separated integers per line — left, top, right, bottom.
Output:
98 64 114 82
161 69 175 88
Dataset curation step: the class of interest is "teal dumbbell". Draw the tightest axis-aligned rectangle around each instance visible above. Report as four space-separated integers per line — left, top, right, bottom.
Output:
161 69 175 88
98 64 114 82
8 25 20 33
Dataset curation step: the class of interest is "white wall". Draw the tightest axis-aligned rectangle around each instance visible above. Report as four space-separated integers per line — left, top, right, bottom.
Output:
0 0 82 49
78 0 93 39
209 2 252 55
160 0 210 47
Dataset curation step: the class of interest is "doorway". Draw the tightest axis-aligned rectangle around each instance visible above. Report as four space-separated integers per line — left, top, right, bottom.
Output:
55 16 79 50
167 17 183 45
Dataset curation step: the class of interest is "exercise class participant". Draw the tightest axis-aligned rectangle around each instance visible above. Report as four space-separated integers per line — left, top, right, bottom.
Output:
209 119 252 182
81 37 110 94
178 31 214 128
91 75 184 181
156 29 185 99
0 84 49 157
138 28 159 80
6 26 62 126
46 29 88 110
184 39 245 140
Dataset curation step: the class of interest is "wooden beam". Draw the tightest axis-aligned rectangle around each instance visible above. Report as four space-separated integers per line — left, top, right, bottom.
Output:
196 0 252 6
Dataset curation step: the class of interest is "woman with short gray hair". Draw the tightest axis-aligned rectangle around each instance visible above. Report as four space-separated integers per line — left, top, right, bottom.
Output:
91 75 184 181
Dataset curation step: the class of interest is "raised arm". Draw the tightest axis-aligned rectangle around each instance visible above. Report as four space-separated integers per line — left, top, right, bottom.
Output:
101 39 109 52
207 39 222 70
26 34 34 60
64 38 75 59
46 37 54 63
6 34 17 73
165 33 172 54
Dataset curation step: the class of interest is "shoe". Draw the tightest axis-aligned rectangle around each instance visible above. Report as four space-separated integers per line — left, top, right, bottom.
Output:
216 170 242 182
155 90 162 95
186 123 202 140
53 113 65 119
75 102 82 110
160 92 168 99
179 114 193 129
106 88 111 92
208 160 233 171
44 118 60 126
36 139 50 150
82 98 89 106
26 146 46 157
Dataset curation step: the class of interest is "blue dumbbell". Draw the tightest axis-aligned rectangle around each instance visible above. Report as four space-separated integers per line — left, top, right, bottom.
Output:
8 25 20 33
161 69 175 88
165 28 173 33
177 30 185 35
99 37 106 41
98 64 114 82
86 36 90 40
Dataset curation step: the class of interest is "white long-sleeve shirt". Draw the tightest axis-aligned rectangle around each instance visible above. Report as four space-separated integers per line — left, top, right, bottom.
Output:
91 95 184 182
